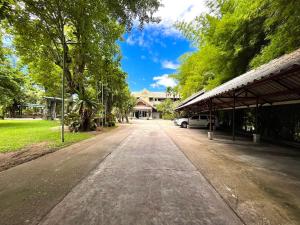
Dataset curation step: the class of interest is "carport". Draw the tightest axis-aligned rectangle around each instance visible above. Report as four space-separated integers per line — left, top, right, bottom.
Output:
176 49 300 142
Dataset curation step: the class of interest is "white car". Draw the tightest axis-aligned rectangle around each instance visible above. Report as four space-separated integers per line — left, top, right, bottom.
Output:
176 114 218 129
175 117 189 128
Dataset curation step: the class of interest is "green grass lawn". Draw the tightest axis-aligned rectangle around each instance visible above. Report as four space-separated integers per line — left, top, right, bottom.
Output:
0 120 93 153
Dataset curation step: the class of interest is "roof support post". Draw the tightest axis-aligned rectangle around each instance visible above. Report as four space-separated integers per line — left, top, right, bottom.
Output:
255 97 259 133
209 99 212 132
253 97 261 143
208 98 214 140
232 92 236 141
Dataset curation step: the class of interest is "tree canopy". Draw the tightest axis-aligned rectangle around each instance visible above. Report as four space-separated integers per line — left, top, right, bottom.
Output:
175 0 300 99
0 0 160 129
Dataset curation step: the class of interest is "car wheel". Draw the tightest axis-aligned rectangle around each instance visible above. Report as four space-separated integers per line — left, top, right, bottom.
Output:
181 122 188 128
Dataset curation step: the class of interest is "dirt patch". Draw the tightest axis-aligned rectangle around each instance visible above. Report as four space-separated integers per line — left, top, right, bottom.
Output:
0 142 55 172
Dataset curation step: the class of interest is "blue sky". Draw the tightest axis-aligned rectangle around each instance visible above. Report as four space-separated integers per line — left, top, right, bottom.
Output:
119 0 207 92
120 29 192 92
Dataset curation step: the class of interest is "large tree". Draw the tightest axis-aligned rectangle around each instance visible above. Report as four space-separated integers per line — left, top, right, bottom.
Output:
175 0 300 99
0 28 24 118
6 0 160 130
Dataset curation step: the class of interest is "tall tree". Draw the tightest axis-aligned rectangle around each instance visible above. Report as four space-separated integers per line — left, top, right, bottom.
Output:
174 0 300 99
6 0 160 130
0 29 24 118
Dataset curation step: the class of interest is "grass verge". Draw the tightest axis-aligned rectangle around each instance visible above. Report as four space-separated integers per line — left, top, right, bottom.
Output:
0 120 92 153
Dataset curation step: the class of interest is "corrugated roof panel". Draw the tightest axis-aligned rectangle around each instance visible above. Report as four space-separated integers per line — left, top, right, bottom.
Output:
178 49 300 110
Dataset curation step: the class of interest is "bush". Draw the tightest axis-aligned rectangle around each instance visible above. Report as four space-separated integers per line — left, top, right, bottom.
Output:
64 112 81 132
162 113 175 120
105 113 116 127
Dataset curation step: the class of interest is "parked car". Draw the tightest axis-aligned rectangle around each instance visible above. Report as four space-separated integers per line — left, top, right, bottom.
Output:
174 117 186 126
175 117 189 128
175 114 218 129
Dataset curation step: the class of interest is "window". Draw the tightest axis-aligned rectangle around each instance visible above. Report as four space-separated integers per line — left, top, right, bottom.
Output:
200 115 208 120
191 116 199 120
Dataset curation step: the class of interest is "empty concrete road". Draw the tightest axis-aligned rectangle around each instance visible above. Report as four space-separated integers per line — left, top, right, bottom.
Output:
38 121 243 225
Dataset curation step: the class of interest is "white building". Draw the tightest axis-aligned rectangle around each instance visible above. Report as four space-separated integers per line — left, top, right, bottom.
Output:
131 89 180 119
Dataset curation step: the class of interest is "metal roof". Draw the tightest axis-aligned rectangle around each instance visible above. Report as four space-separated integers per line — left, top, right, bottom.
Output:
44 97 62 101
24 103 44 108
177 48 300 111
135 98 156 110
132 88 180 99
133 106 153 110
176 90 205 108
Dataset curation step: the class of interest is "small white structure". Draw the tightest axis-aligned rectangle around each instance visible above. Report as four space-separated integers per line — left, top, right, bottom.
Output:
131 89 180 119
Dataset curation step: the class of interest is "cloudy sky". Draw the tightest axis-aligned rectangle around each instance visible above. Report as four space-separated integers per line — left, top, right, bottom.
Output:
120 0 208 91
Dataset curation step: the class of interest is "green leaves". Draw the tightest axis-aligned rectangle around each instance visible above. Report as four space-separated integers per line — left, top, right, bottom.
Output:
175 0 300 99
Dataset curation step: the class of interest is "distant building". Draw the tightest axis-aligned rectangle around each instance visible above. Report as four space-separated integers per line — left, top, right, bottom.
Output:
131 89 180 119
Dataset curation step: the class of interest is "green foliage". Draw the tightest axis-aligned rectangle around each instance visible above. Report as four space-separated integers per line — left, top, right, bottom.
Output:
64 112 81 132
0 30 25 117
66 91 99 132
0 0 13 21
250 0 300 67
156 99 178 120
2 0 160 128
105 113 116 127
175 0 300 99
113 86 136 123
165 86 178 99
162 113 174 120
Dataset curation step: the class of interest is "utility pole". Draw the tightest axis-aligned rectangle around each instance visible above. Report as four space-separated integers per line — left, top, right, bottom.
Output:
104 98 107 126
61 25 66 143
101 81 104 128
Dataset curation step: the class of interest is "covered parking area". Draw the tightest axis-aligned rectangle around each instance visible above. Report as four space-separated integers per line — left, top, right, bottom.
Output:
176 49 300 144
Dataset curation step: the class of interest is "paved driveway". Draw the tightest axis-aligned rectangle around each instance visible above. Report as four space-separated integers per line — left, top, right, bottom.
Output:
39 121 243 225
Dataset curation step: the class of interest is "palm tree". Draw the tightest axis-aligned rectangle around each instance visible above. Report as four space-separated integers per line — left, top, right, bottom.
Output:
172 89 177 101
166 86 172 98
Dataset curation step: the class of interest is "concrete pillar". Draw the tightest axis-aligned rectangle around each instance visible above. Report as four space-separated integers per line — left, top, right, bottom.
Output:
253 134 260 143
208 98 213 140
232 93 236 141
253 97 260 143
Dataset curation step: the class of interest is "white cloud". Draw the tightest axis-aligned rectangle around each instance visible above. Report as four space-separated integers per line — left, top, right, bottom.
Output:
161 60 180 70
126 36 135 45
151 74 177 88
146 0 208 37
126 32 149 47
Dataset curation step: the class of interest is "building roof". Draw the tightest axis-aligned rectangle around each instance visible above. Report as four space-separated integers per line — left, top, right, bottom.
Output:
176 90 205 108
133 98 156 110
133 106 153 110
23 103 45 108
177 48 300 111
132 88 180 99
